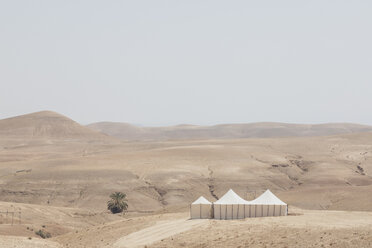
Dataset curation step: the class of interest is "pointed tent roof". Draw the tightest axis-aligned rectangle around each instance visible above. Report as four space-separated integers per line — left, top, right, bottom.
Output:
249 189 286 205
192 196 212 205
214 189 250 205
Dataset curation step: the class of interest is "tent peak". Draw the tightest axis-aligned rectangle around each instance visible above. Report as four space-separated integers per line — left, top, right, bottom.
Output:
192 196 212 205
214 189 250 205
249 189 286 205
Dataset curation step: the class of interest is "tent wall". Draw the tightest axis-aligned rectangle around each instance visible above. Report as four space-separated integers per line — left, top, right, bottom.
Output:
247 204 287 217
280 205 288 216
272 205 281 216
255 204 262 217
273 205 280 216
214 205 230 220
215 204 226 219
214 204 220 219
226 205 233 219
213 204 247 219
269 205 275 216
190 204 212 219
190 205 199 219
244 205 249 218
213 204 287 219
267 204 287 216
248 205 252 217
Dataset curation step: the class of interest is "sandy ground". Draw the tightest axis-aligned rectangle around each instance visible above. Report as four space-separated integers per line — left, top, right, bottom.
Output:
149 209 372 248
0 201 120 238
113 218 207 248
1 204 372 247
2 134 372 214
52 212 189 248
0 235 61 248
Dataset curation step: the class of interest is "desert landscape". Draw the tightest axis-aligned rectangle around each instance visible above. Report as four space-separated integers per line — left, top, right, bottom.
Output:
2 1 371 246
0 111 372 247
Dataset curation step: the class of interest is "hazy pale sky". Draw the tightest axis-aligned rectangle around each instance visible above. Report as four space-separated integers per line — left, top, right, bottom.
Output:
1 1 371 126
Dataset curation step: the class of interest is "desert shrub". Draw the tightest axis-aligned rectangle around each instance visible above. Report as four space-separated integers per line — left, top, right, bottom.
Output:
35 229 51 239
107 192 128 214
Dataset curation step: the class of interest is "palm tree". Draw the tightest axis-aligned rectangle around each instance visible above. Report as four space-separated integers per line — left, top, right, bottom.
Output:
107 192 128 214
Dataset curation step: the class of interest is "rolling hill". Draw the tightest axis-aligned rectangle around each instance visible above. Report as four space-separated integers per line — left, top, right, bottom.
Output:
0 111 112 142
87 121 372 140
1 111 372 215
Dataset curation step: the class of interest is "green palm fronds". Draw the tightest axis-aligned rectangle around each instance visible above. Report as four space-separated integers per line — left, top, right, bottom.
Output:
107 192 128 214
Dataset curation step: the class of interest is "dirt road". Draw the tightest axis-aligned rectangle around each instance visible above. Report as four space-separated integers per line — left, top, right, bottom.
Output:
113 218 207 248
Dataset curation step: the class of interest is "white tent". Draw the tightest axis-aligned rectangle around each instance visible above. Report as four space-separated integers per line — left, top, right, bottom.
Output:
190 189 288 220
190 196 212 219
248 189 287 217
213 189 251 219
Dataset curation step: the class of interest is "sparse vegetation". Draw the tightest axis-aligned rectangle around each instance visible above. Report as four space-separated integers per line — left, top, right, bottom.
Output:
35 229 51 239
107 192 128 214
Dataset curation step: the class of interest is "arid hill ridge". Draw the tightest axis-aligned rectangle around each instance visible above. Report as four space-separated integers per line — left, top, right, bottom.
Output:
0 111 111 141
2 111 372 141
87 121 372 140
1 111 372 214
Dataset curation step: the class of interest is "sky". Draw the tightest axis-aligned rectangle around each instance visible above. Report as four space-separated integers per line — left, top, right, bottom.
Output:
0 1 371 126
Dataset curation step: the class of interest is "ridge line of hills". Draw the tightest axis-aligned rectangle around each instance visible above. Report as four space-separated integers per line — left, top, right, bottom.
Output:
0 110 111 141
1 110 372 141
87 120 372 140
1 110 372 214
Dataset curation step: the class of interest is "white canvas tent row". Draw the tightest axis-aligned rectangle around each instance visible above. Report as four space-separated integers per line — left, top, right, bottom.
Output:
190 189 287 220
190 196 213 219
